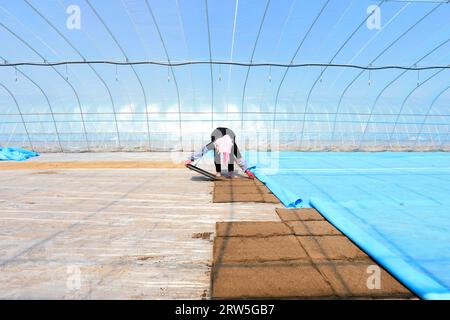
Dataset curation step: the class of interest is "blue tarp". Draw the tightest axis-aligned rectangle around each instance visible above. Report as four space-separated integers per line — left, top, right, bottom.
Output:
0 147 39 161
249 152 450 300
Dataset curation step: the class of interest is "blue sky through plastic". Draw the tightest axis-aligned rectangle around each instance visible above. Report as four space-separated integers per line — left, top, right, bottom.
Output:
0 0 449 150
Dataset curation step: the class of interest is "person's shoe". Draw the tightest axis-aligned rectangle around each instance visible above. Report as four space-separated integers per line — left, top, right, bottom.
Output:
227 172 234 179
216 172 221 177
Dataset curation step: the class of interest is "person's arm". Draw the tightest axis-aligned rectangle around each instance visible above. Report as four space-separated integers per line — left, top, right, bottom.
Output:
237 157 255 179
234 144 255 179
184 142 214 165
237 157 248 171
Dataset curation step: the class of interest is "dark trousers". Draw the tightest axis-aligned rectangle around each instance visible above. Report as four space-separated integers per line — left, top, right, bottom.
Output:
215 161 235 173
207 127 241 173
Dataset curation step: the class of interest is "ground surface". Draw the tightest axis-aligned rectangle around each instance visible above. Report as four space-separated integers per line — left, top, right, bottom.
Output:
211 209 415 299
252 152 450 298
0 153 279 299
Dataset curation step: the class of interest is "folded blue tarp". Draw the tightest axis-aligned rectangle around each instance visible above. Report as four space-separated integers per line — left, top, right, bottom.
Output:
249 152 450 300
0 147 39 161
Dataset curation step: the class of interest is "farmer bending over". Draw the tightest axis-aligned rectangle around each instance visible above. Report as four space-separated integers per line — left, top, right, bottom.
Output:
184 127 255 179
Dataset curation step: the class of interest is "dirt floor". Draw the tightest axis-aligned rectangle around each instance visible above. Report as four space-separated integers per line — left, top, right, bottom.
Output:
0 151 188 170
0 152 417 299
210 208 416 299
0 161 184 170
213 178 280 204
0 153 279 299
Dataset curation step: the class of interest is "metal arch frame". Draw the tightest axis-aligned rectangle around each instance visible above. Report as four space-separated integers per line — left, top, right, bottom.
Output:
225 0 240 114
3 60 449 70
413 85 450 147
441 120 450 150
385 0 449 3
175 0 198 113
0 82 33 150
2 110 450 117
85 0 150 149
120 0 163 148
270 0 297 58
0 56 63 152
330 3 443 143
256 0 296 119
279 0 357 125
358 37 450 148
39 0 122 148
116 0 152 125
0 22 90 151
388 67 448 146
240 0 271 133
327 2 410 91
204 0 214 130
120 0 153 59
272 0 331 131
144 0 183 148
1 3 97 104
299 0 386 147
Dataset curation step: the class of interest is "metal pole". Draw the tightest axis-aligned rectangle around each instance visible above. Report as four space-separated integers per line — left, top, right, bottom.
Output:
144 0 183 150
0 82 34 150
240 0 271 133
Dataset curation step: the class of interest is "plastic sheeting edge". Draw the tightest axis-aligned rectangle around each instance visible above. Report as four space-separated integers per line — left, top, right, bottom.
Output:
309 197 450 300
0 147 39 161
252 169 302 208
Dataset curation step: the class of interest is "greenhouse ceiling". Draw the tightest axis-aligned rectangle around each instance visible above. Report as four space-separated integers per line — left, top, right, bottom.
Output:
0 0 449 151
